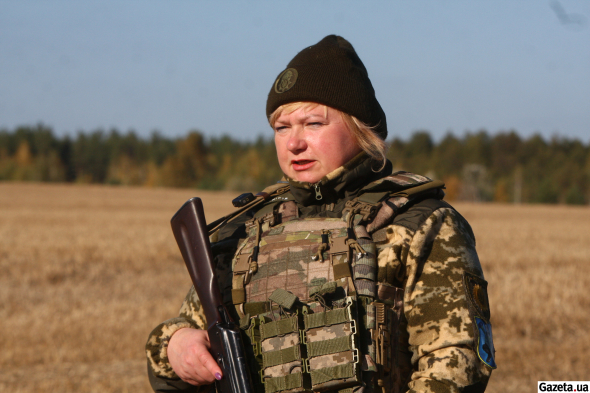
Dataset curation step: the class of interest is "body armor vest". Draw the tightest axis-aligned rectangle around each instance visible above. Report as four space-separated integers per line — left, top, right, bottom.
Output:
223 173 444 393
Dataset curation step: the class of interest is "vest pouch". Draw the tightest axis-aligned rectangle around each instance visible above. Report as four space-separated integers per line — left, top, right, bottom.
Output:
259 314 311 393
303 296 361 392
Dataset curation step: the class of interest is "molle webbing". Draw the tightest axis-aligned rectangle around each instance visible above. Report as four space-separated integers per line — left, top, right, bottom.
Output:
342 199 380 299
259 315 309 393
222 172 445 392
310 363 356 385
353 238 377 297
304 307 350 329
303 297 360 390
263 346 302 368
260 316 298 340
264 373 306 393
307 335 354 357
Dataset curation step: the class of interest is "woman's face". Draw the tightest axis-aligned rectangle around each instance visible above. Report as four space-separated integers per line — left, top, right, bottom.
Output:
274 105 362 184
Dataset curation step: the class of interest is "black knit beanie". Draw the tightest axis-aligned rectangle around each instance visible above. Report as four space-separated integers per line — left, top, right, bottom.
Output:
266 35 387 140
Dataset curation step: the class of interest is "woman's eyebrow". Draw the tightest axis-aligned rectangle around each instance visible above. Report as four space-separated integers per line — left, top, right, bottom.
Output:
275 112 327 125
297 113 327 122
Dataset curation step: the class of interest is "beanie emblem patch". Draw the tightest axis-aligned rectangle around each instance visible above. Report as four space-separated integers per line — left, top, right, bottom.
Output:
274 68 298 94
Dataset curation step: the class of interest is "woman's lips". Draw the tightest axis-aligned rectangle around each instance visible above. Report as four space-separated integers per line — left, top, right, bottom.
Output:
292 159 316 171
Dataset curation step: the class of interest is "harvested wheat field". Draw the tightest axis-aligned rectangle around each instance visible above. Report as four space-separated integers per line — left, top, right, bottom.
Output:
1 182 589 393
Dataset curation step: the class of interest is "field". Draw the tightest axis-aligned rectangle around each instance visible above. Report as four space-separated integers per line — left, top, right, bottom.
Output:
1 182 589 392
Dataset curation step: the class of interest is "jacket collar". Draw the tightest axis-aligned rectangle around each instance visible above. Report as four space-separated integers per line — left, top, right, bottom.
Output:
285 153 393 207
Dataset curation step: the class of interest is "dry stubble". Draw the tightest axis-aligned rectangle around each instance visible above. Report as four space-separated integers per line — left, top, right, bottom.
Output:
1 183 588 392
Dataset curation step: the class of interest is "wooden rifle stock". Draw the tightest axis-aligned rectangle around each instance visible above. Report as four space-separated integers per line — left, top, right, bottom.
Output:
171 197 254 393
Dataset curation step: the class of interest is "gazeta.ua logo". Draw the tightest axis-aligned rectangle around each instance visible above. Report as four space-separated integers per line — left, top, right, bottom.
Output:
538 382 589 392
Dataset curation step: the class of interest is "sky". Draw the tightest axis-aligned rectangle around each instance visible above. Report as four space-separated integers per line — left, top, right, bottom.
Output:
1 1 589 142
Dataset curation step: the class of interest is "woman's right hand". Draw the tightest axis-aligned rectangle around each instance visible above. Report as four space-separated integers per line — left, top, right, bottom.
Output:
167 328 223 386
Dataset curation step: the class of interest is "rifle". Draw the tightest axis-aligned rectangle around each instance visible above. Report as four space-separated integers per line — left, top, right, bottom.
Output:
171 197 254 393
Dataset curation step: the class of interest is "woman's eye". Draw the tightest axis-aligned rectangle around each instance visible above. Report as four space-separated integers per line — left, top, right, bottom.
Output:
275 126 288 133
307 122 323 128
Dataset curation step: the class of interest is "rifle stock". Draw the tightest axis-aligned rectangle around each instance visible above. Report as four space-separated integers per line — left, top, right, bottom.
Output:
171 197 254 393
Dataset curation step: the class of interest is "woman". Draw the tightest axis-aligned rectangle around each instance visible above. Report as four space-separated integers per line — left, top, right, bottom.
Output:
146 35 495 393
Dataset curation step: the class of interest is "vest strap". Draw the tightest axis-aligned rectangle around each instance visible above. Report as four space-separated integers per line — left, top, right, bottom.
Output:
269 288 297 309
305 308 350 329
244 301 270 316
207 183 290 235
262 345 302 368
354 280 377 297
310 363 356 386
232 280 246 305
357 191 389 205
264 372 306 393
391 179 445 198
260 316 299 340
309 281 337 298
307 335 353 358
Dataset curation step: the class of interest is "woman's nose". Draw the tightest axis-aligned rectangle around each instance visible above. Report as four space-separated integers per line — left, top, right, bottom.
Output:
287 129 307 154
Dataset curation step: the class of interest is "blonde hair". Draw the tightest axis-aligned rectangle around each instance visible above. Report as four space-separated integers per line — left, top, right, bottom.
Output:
269 102 387 170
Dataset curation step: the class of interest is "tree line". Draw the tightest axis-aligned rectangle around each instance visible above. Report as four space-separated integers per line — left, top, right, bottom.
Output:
1 124 588 204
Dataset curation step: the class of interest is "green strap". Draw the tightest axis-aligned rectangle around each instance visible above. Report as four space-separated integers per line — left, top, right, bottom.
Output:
310 363 356 385
305 308 350 330
392 179 445 197
357 191 389 204
262 346 301 368
264 373 304 393
260 316 298 340
207 184 291 235
308 335 353 358
269 288 297 309
356 179 445 205
309 281 337 297
244 301 270 316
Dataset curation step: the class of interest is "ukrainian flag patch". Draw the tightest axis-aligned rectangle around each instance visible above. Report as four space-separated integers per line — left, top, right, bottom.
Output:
475 316 497 369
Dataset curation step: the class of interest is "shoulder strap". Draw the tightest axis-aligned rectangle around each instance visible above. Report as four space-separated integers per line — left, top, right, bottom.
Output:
393 198 452 232
356 171 445 204
207 182 290 236
357 179 445 205
351 172 444 209
346 173 446 234
253 190 296 220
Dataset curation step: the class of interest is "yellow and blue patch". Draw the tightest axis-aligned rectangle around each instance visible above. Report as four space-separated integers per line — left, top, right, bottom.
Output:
475 316 497 369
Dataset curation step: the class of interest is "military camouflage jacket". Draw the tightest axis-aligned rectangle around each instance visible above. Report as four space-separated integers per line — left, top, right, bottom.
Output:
146 154 495 393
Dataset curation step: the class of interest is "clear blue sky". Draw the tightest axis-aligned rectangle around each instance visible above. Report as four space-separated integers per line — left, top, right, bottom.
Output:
1 1 589 142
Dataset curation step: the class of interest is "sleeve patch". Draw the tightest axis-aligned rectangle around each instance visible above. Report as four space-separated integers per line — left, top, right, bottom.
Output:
464 272 490 321
464 272 497 369
475 317 497 369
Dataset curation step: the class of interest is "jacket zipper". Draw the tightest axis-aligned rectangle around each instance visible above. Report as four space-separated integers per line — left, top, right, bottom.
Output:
314 184 323 200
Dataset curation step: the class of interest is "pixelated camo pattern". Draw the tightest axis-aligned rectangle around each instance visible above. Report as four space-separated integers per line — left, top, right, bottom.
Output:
145 318 196 379
146 206 493 392
375 207 493 392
